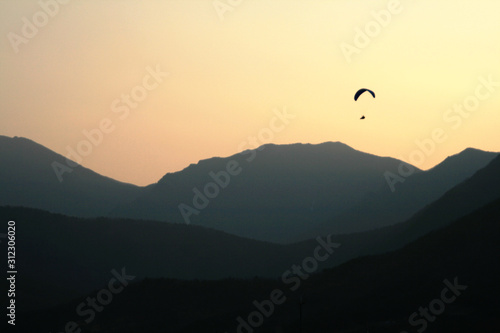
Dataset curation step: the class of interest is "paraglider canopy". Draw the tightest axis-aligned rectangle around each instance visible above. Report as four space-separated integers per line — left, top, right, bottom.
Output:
354 88 375 101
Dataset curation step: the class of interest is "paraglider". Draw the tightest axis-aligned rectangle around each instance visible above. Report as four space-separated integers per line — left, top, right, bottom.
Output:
354 88 375 119
354 88 375 101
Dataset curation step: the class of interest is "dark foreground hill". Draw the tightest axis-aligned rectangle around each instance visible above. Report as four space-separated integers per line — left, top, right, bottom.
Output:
16 197 500 333
0 206 316 311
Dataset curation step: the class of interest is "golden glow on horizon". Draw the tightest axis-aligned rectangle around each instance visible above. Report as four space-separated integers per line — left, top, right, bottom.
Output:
1 0 499 185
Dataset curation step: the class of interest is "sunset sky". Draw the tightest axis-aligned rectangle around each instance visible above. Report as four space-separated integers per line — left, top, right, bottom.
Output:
1 0 499 186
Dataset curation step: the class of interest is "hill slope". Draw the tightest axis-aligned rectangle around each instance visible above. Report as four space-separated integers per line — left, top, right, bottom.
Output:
5 154 500 313
112 142 409 243
1 136 496 243
113 142 497 243
300 153 500 271
17 197 500 333
0 135 143 217
0 206 316 311
312 147 499 238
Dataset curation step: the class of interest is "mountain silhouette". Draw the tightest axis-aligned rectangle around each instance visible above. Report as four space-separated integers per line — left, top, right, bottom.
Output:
111 142 410 242
0 206 314 311
323 153 500 266
112 142 497 242
15 194 500 333
394 152 500 244
0 135 143 217
310 147 499 238
0 136 497 244
4 154 500 316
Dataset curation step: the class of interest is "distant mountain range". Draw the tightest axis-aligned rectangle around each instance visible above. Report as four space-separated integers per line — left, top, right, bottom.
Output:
4 153 500 315
0 135 497 243
113 143 498 243
309 146 500 240
111 141 410 242
15 156 500 332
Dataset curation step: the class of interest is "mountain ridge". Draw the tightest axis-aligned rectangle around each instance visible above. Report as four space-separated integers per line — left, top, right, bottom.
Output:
0 135 144 217
4 153 500 315
16 193 500 333
0 135 498 243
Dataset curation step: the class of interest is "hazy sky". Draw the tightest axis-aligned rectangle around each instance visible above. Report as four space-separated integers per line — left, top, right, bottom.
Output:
1 0 499 185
